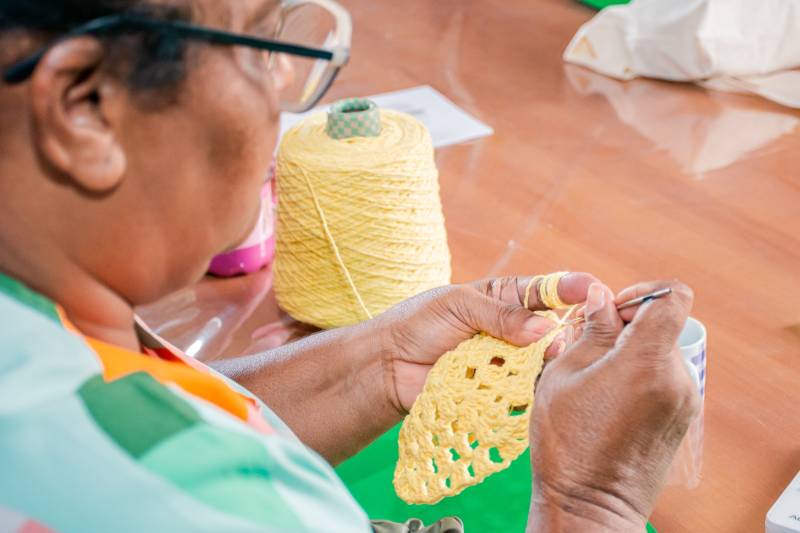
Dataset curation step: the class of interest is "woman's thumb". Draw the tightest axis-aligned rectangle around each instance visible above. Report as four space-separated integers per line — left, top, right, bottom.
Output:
563 283 624 368
456 288 557 346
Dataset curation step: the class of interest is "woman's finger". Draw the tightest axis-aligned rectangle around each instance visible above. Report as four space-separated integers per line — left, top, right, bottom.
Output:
615 280 685 323
452 286 559 347
470 272 598 311
544 331 567 360
554 283 624 370
614 281 694 366
549 272 598 310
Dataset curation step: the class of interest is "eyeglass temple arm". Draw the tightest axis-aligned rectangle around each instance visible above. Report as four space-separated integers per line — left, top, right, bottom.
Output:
3 14 341 84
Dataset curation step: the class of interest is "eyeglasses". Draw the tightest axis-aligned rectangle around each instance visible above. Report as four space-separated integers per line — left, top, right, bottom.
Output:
2 0 351 113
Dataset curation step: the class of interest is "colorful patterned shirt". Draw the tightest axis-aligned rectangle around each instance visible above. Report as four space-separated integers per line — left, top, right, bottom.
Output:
0 273 372 533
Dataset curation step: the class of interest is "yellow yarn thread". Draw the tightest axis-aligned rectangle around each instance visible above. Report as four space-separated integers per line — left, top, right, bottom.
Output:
275 109 452 329
524 271 570 310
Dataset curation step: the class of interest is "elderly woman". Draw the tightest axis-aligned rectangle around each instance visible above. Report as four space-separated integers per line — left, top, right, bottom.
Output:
0 1 699 532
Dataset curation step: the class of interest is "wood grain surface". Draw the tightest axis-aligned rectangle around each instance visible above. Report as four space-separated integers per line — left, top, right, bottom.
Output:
139 1 800 530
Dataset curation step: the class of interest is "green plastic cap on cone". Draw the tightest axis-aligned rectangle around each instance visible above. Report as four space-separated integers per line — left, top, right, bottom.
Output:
326 98 382 140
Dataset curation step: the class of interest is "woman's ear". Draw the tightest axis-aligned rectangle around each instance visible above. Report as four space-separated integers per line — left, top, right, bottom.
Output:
270 53 295 93
29 36 127 193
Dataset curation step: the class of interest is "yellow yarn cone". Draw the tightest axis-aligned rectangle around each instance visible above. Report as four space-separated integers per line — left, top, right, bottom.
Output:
275 102 452 329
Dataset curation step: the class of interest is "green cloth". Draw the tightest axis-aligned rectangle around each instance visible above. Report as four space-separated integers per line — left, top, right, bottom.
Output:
580 0 630 9
338 424 658 532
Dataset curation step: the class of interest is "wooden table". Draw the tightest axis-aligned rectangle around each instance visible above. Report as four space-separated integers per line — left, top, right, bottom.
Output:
138 1 800 530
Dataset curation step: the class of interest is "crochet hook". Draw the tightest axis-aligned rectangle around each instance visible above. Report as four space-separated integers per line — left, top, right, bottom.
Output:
565 288 673 326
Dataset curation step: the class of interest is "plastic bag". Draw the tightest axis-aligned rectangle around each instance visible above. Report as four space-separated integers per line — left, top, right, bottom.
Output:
565 0 800 107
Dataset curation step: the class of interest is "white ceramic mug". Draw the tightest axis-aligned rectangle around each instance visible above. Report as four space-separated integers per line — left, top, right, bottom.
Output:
679 317 707 399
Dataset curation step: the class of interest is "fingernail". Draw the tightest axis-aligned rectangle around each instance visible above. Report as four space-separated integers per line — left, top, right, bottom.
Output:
585 283 606 315
525 316 555 336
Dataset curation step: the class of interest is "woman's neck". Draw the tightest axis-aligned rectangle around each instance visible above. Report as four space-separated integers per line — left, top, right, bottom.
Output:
0 236 140 351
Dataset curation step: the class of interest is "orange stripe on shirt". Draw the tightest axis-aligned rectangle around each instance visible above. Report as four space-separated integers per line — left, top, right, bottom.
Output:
84 336 251 422
56 307 277 433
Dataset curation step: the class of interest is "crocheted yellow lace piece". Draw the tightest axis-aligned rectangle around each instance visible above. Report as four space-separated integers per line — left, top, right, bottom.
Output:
394 272 572 504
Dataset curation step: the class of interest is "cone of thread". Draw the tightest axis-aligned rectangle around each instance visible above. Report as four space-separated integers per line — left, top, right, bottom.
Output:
274 108 452 329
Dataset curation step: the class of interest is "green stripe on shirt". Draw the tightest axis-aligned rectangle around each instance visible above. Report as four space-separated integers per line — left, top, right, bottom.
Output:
79 372 201 458
140 424 304 530
0 272 60 324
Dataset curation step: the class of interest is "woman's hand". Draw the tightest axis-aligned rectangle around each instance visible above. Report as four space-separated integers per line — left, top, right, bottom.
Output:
377 272 598 414
527 280 701 532
217 272 596 464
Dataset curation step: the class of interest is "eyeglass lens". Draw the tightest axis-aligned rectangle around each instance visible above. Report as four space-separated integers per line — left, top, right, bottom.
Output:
270 3 339 110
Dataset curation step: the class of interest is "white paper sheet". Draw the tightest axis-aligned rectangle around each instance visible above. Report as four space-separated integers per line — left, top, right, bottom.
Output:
279 85 493 148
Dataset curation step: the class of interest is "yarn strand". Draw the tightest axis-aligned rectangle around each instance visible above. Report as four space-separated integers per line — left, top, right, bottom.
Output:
297 164 373 321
